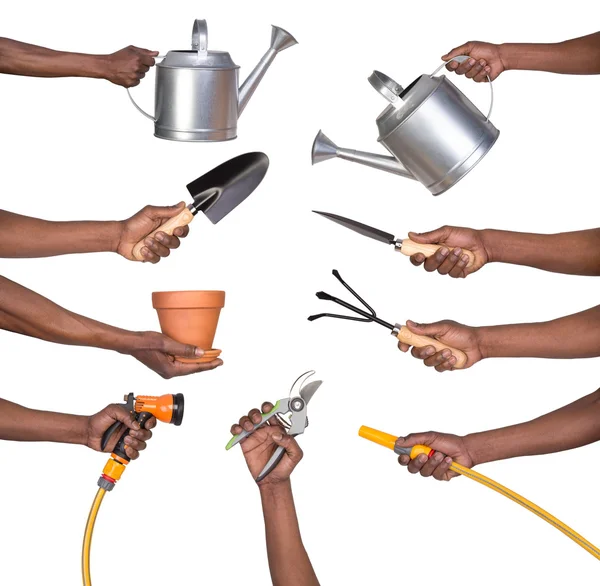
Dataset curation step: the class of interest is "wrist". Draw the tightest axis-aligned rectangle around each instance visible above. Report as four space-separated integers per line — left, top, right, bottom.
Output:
463 433 484 466
479 229 498 263
259 478 292 497
111 220 125 254
88 54 110 80
63 414 90 447
474 325 494 359
498 43 515 71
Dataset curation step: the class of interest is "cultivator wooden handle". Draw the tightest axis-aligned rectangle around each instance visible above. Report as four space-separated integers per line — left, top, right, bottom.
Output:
396 325 468 369
398 239 475 269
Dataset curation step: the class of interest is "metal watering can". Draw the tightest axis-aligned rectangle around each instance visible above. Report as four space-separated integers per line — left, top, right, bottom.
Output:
128 19 297 142
312 56 499 195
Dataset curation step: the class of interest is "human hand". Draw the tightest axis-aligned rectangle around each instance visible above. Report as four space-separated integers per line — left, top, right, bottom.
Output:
407 226 490 278
442 41 508 82
230 402 303 486
103 46 158 88
396 431 474 481
126 331 223 379
116 202 190 263
397 320 483 372
86 404 156 460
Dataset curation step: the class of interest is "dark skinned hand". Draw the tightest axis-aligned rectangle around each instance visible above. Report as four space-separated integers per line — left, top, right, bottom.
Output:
103 46 158 88
442 41 507 82
117 202 190 263
127 331 223 379
408 226 490 278
397 320 484 372
396 431 474 481
230 402 303 486
86 404 156 460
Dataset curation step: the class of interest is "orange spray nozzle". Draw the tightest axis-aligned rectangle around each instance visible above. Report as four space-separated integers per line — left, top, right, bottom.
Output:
134 393 184 426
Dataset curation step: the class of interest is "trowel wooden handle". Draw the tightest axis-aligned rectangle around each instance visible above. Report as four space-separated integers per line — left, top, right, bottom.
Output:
132 207 195 261
399 239 475 269
396 325 468 369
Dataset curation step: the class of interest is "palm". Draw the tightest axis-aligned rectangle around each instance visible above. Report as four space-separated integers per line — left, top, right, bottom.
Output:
117 211 163 260
240 425 295 484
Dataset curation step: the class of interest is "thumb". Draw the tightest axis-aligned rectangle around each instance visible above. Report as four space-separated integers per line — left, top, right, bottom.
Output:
408 226 451 244
158 334 205 360
405 319 447 337
146 201 186 220
442 42 472 61
106 405 140 431
270 429 303 464
395 432 437 450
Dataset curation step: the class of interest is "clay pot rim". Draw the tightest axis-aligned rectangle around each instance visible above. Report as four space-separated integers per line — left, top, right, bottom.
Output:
152 290 225 309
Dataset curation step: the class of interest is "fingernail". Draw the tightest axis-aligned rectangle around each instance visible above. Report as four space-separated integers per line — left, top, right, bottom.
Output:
442 349 451 359
434 453 443 462
469 58 475 65
485 66 491 72
461 254 469 263
156 233 164 242
194 348 205 357
124 436 132 444
396 437 404 443
133 421 140 430
440 248 449 257
424 347 435 357
452 247 462 257
479 59 486 66
273 433 283 441
445 457 453 464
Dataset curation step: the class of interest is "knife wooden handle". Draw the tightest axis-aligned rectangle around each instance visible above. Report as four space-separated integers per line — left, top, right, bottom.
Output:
396 325 468 369
399 239 475 269
132 207 195 261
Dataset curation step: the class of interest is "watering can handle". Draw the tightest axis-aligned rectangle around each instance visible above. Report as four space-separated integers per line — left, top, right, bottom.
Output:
192 19 208 57
430 56 494 121
125 54 166 122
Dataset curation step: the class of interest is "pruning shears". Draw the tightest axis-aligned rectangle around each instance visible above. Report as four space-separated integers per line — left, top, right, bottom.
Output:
226 371 322 482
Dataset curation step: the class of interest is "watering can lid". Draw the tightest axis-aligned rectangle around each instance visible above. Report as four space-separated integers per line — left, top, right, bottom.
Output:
160 49 239 70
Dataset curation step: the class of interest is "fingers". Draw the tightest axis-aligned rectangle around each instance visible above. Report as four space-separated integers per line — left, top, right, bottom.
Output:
448 254 471 278
269 428 303 465
397 341 411 353
441 42 472 62
399 452 453 480
107 405 140 432
230 402 274 436
435 247 464 275
144 202 186 220
422 246 450 272
159 336 204 360
409 253 426 267
414 347 456 371
172 225 190 238
141 236 171 259
432 457 454 481
465 59 486 79
455 57 477 75
474 65 491 83
169 358 224 377
407 227 452 245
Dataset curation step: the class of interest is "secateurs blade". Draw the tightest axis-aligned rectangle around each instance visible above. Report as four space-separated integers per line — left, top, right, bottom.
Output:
226 371 322 482
132 152 269 260
313 211 475 268
308 270 468 368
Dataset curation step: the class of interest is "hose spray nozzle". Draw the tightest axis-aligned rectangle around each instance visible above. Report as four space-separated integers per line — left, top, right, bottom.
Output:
98 393 185 490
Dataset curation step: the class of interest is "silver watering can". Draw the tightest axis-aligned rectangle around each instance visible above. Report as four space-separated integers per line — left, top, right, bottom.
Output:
128 19 297 142
312 57 499 195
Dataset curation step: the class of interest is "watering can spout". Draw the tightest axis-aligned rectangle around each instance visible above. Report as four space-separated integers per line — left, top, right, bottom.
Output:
311 130 416 180
238 25 298 116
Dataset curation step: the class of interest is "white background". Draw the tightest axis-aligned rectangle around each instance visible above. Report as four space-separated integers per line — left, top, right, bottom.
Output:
1 1 599 584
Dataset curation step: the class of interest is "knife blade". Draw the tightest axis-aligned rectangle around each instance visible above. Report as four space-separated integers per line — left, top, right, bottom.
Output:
313 210 475 268
132 152 269 261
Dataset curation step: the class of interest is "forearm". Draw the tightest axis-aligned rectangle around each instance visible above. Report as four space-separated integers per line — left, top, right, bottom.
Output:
483 228 600 276
0 37 106 78
465 388 600 465
260 481 319 586
500 32 600 74
478 305 600 359
0 398 88 444
0 211 122 258
0 275 138 351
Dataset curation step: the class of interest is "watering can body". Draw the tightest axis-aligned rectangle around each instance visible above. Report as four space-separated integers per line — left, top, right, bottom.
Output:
128 20 297 142
312 57 499 195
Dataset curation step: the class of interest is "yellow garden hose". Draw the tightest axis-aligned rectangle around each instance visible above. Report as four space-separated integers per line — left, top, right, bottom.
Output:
359 425 600 560
82 487 106 586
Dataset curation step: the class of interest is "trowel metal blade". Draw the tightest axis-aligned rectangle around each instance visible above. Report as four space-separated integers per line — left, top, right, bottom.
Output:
186 152 269 225
313 211 396 246
300 380 322 405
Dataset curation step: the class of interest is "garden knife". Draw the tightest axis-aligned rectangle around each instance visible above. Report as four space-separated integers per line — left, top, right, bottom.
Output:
313 210 475 268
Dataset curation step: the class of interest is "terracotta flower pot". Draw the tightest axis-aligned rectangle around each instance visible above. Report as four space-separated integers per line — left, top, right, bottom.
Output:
152 290 225 363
